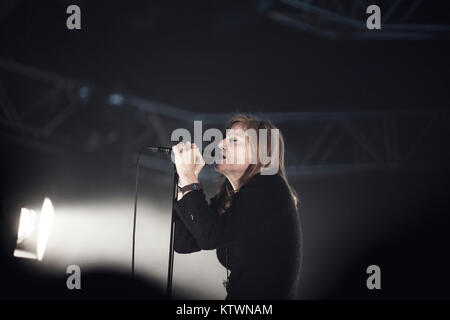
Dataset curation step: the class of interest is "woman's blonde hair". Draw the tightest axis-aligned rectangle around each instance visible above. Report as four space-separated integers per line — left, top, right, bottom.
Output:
215 113 298 213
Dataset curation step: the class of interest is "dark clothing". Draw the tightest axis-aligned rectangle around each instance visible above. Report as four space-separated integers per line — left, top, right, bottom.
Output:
173 173 302 300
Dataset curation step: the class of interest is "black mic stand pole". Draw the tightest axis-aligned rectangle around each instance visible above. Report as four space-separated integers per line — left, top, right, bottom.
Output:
166 162 178 299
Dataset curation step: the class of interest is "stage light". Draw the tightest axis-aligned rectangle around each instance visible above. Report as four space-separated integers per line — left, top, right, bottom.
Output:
14 198 55 261
78 86 90 104
16 208 37 244
108 93 124 106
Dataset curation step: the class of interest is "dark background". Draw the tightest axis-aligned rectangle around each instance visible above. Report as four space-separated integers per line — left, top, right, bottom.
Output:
0 0 449 299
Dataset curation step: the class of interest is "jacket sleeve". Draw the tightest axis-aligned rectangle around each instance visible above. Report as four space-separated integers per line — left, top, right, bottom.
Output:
174 218 201 253
173 196 221 253
173 178 280 250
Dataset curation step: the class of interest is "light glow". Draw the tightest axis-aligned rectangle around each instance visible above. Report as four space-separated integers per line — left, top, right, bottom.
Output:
17 208 37 244
14 198 55 261
37 198 55 261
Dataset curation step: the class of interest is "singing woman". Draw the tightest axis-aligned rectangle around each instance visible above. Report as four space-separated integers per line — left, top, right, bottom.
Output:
172 114 302 300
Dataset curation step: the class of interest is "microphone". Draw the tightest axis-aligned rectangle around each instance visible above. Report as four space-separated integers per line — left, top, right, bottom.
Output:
146 146 171 154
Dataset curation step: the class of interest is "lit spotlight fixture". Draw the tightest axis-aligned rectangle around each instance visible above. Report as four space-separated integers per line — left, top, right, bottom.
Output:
14 198 55 261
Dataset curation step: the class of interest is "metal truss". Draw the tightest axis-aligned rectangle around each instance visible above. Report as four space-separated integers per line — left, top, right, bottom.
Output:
0 62 77 156
268 0 450 40
1 58 448 178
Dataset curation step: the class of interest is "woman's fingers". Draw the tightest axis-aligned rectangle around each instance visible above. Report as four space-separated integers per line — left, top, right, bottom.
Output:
175 141 192 164
172 144 180 154
172 142 205 179
175 141 196 150
173 141 205 165
193 144 205 165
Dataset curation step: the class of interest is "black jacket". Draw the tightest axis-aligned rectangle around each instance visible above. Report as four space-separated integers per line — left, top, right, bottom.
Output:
173 172 302 300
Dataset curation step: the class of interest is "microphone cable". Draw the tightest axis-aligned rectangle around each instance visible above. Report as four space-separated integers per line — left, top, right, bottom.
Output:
131 150 143 279
131 146 172 279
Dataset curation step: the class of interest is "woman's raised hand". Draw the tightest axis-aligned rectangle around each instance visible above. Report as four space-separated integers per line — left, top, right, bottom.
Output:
172 141 205 186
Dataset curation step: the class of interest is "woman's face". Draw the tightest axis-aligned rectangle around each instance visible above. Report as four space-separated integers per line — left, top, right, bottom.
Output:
215 123 253 177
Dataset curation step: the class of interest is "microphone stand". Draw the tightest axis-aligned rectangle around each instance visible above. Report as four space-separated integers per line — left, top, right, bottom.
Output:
166 162 178 299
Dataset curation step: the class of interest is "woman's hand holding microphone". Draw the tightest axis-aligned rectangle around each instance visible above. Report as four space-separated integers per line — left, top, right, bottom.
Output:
172 142 205 200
